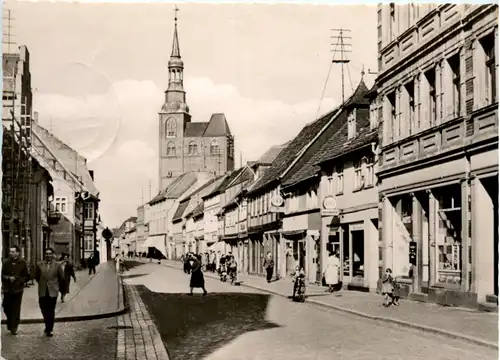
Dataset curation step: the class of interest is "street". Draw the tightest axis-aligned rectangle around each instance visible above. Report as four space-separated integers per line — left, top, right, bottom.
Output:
124 262 498 360
1 317 117 360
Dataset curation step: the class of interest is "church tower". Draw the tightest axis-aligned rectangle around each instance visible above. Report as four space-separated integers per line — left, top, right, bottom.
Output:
158 7 191 190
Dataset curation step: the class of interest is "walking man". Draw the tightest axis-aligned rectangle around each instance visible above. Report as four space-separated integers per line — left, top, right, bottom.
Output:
2 245 30 335
87 253 96 275
35 247 64 337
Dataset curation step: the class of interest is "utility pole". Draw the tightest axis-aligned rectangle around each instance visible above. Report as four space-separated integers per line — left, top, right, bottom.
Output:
331 28 351 104
240 151 243 169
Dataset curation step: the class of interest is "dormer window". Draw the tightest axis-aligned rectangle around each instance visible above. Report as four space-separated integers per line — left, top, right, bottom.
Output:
347 110 356 140
369 99 378 130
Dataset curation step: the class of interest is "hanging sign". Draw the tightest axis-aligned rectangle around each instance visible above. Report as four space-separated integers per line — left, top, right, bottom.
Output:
270 194 285 213
321 195 339 216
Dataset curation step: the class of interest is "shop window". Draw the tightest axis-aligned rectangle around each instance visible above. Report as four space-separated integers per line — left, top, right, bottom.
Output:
436 190 462 285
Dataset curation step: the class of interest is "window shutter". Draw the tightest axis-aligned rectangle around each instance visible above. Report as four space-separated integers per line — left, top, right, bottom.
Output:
465 38 475 115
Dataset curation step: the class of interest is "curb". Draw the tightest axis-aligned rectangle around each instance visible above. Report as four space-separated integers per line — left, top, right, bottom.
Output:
158 261 498 350
4 266 128 325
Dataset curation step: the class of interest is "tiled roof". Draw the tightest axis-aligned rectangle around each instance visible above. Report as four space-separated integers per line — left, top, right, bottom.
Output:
256 142 288 165
32 123 99 197
203 113 231 137
192 202 204 219
312 113 378 167
172 199 190 222
185 122 208 137
202 167 245 199
179 177 219 202
179 177 224 219
246 108 339 196
282 80 371 189
149 172 199 204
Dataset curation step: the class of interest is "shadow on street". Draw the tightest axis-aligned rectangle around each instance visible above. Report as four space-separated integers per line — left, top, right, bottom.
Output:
137 285 281 360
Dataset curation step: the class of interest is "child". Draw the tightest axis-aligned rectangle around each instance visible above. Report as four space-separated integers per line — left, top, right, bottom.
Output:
381 268 397 307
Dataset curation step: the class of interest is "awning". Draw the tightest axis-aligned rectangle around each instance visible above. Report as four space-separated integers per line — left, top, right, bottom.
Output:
282 229 307 238
222 234 239 241
143 235 167 257
208 241 225 253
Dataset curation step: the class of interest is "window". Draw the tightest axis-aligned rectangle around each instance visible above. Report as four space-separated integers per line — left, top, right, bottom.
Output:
165 118 177 137
365 154 375 187
84 202 94 220
369 100 378 130
448 54 461 118
347 110 356 139
326 172 335 195
387 91 396 142
84 234 94 251
481 33 496 105
54 197 67 213
167 142 176 156
210 140 220 155
425 69 437 126
353 159 363 190
335 164 344 194
389 3 396 41
405 81 415 136
307 188 318 209
188 141 197 155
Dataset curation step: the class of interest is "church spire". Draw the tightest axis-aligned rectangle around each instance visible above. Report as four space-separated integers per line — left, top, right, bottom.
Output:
162 5 189 114
171 6 180 58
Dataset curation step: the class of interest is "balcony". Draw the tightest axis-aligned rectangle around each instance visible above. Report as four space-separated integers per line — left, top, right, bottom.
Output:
380 104 498 173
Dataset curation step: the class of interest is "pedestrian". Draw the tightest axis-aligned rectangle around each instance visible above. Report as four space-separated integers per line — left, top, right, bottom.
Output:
2 245 30 335
35 247 64 337
323 250 341 293
188 254 207 296
58 253 76 303
87 253 96 275
263 251 274 283
381 268 399 307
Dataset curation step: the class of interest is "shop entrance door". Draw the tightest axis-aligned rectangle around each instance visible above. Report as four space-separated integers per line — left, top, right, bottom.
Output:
315 236 322 283
298 239 306 275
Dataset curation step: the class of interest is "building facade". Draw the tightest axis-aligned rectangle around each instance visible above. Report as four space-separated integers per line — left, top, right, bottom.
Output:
376 3 498 307
158 16 234 191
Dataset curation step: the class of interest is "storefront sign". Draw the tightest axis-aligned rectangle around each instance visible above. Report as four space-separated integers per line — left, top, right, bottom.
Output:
409 241 417 266
350 223 364 231
321 196 339 216
270 194 285 213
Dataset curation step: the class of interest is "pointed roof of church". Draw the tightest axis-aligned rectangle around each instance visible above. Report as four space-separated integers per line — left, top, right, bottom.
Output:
203 113 232 137
171 21 180 58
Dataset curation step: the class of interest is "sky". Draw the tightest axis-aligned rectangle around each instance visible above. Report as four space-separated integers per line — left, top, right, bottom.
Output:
5 1 377 228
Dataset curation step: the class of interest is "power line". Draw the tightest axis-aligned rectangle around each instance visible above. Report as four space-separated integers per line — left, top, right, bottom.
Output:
315 35 341 118
346 62 354 93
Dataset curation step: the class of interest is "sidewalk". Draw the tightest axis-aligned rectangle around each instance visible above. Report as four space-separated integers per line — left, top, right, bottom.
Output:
2 260 126 324
149 258 498 349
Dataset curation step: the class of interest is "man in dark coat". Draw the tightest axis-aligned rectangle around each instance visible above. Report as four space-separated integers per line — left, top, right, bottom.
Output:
189 254 207 296
87 253 97 275
35 247 64 337
2 245 30 335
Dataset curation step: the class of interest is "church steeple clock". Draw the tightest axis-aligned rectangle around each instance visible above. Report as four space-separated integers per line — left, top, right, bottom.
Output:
159 6 191 190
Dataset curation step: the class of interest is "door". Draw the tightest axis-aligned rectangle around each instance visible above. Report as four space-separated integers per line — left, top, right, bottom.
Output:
298 239 306 274
315 236 322 283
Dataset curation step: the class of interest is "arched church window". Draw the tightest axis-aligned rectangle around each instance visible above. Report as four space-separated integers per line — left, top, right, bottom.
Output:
210 140 220 155
166 118 177 137
167 142 176 156
188 141 197 155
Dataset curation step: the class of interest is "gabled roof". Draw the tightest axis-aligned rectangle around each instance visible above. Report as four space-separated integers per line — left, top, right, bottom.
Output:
282 81 371 189
185 122 208 137
172 199 191 222
246 108 339 196
32 123 99 197
179 176 220 202
202 167 250 200
175 176 222 221
248 78 370 195
149 172 201 205
203 113 231 137
312 121 378 167
256 142 289 165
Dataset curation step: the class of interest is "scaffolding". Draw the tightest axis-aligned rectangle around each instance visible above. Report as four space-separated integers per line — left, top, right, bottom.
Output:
2 51 33 260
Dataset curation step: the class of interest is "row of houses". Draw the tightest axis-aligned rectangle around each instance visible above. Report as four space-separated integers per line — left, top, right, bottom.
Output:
2 44 108 267
117 3 498 310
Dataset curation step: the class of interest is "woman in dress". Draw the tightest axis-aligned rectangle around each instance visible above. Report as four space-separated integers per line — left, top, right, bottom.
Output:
59 253 76 303
324 250 340 293
189 254 208 296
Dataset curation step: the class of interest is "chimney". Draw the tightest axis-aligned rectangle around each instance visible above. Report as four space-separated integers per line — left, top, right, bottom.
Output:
89 170 94 181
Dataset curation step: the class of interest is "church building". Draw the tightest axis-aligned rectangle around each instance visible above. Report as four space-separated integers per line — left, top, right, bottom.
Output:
158 13 235 191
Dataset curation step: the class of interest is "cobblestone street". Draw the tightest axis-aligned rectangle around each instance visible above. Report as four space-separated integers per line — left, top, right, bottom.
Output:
123 261 498 360
1 318 117 360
